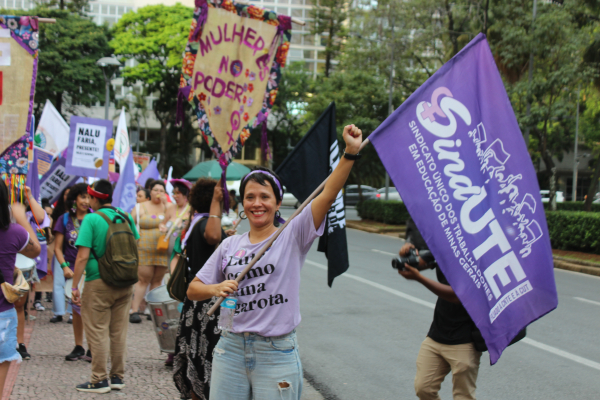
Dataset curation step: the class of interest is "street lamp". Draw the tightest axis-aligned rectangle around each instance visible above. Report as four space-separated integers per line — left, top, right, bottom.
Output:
96 56 121 120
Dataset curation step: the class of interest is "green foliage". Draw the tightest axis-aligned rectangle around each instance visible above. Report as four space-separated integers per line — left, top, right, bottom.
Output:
270 62 315 169
110 4 194 174
356 199 409 225
546 210 600 254
542 201 600 212
306 70 401 187
3 8 112 119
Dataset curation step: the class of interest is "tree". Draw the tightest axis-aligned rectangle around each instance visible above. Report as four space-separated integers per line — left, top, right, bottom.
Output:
270 62 315 169
111 4 194 174
306 70 402 189
2 8 112 119
489 0 594 207
310 0 347 77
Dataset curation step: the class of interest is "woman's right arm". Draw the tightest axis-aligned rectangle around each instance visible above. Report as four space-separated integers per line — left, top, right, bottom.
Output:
12 203 41 258
187 277 238 301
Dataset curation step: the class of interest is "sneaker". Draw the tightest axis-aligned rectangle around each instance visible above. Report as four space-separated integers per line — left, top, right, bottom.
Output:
80 349 92 363
45 293 52 302
146 313 152 321
17 343 30 360
76 379 111 393
67 314 73 324
129 312 142 323
34 301 45 311
65 345 85 361
49 315 63 323
110 375 125 390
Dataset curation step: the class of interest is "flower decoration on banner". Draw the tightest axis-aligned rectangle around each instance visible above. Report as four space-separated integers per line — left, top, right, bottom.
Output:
178 0 292 210
0 15 39 166
0 134 29 203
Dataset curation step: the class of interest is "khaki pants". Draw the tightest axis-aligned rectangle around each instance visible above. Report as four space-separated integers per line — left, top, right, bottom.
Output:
81 279 133 384
414 337 482 400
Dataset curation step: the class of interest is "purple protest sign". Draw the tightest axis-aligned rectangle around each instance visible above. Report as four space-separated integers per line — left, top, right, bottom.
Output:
40 157 79 204
65 116 112 178
369 34 558 364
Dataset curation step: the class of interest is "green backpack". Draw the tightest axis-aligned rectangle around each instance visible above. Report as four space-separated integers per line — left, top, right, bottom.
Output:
90 207 139 288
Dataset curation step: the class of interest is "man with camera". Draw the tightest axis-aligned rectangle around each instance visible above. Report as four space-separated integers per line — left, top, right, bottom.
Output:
396 223 481 400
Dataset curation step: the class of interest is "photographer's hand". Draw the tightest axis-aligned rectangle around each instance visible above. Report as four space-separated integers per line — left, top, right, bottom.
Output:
399 243 416 257
398 264 421 280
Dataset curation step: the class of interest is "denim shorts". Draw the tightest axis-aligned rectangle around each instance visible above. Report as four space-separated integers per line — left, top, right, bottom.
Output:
0 308 21 364
210 330 302 400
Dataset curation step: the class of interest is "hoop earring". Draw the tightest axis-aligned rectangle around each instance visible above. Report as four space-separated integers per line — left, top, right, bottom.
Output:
239 211 247 220
275 210 281 220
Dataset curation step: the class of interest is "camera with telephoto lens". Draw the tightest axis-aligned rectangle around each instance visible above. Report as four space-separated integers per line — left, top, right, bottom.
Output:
392 249 436 272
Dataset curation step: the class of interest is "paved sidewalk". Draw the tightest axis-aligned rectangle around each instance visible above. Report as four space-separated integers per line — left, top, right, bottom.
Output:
5 299 325 400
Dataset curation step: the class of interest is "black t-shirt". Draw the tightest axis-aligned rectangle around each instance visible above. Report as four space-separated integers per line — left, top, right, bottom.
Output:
427 267 475 345
186 218 227 280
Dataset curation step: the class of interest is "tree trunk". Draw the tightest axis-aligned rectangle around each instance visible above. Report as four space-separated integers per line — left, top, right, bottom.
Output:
482 0 490 34
549 167 557 211
584 155 600 211
55 94 63 117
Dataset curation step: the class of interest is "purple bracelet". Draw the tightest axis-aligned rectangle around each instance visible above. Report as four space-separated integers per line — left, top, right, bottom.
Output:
72 288 78 291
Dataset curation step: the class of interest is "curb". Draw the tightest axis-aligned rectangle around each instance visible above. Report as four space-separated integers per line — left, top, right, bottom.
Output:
553 258 600 277
347 220 600 278
346 220 405 234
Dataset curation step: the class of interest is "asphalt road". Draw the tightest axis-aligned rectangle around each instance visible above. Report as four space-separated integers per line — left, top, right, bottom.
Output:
238 207 600 400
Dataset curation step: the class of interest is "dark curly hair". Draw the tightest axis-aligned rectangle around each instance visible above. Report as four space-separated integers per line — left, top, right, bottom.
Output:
172 182 190 197
189 178 217 214
66 183 90 216
239 167 284 204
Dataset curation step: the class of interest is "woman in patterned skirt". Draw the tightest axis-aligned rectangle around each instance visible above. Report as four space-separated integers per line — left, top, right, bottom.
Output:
129 179 169 323
173 179 232 400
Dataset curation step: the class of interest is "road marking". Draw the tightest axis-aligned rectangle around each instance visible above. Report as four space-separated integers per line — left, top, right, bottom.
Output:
521 338 600 371
305 260 434 309
574 297 600 307
371 249 397 257
304 259 600 371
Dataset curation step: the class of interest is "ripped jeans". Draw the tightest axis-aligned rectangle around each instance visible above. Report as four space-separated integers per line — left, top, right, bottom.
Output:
210 330 302 400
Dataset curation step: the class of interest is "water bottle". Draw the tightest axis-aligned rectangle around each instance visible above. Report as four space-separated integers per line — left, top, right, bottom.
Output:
218 294 238 331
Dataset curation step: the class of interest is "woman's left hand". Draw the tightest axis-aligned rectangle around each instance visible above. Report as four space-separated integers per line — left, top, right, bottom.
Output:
212 179 224 203
158 223 167 233
343 124 363 154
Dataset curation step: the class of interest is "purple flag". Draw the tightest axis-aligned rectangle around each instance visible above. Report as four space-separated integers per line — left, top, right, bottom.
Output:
369 34 558 364
137 158 160 187
112 147 137 213
26 150 41 203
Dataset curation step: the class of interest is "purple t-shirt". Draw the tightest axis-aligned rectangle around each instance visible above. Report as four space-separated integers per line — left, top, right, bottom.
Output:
53 213 82 266
197 202 324 337
0 223 29 312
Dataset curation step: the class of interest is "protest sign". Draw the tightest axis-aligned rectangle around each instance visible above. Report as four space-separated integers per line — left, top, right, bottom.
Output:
34 100 69 175
0 16 38 153
40 157 78 203
133 151 151 173
369 34 558 364
65 116 112 177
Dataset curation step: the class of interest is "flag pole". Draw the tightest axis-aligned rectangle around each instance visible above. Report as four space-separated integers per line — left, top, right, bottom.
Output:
207 138 370 316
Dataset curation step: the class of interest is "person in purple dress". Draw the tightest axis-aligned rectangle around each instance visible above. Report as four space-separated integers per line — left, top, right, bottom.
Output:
187 125 363 400
53 183 91 362
0 181 40 393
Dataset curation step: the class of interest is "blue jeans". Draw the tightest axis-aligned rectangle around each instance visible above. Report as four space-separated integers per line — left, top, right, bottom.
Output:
210 330 302 400
52 257 71 316
0 308 20 363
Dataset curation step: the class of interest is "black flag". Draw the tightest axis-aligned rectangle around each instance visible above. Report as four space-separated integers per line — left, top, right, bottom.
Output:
276 102 349 287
